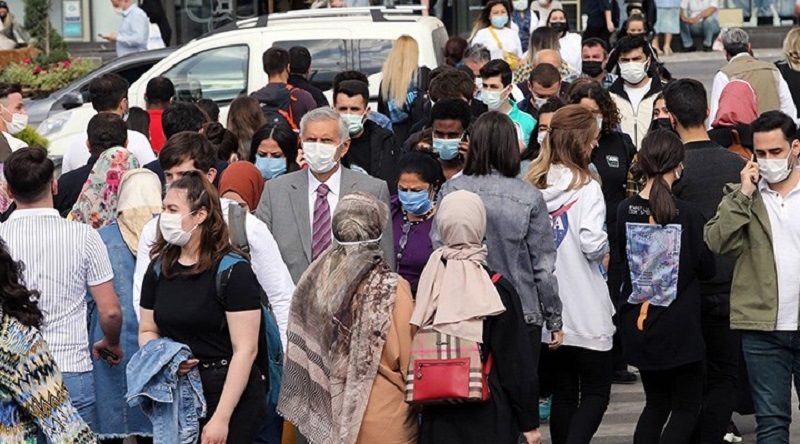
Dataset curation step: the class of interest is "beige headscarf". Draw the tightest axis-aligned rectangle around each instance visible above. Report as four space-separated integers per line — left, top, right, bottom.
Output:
116 169 162 254
411 190 506 343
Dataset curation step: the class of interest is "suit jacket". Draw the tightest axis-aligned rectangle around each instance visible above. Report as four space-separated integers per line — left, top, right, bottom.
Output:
256 166 395 284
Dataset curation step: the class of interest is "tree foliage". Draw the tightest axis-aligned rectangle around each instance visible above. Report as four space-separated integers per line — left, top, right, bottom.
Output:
23 0 69 63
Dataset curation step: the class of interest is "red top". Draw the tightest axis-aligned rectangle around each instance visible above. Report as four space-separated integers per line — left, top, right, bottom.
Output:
147 109 166 153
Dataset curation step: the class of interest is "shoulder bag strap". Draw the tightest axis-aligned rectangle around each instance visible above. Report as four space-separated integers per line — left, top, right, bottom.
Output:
487 27 504 50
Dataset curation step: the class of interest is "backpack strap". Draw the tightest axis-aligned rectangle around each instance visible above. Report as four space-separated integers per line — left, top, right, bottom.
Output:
214 253 248 308
490 273 502 284
227 204 250 254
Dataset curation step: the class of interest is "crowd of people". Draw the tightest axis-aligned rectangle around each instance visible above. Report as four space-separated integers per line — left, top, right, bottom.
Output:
0 2 799 443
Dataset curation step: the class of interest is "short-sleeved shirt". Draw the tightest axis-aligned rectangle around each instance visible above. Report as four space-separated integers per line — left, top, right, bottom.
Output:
0 208 114 372
680 0 718 18
508 105 537 147
140 261 261 361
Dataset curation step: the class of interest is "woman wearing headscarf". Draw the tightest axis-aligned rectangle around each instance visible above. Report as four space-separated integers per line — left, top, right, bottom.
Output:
415 190 540 444
278 192 417 444
708 79 757 153
69 147 140 229
219 161 265 213
89 168 162 442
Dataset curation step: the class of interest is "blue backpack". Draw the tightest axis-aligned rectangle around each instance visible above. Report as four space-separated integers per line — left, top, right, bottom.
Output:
151 253 284 416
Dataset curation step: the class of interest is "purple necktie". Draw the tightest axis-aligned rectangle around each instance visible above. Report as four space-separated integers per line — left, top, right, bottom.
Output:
311 183 331 261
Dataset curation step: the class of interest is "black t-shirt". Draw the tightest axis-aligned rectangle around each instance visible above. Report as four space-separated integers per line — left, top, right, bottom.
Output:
140 261 262 361
616 195 715 371
592 131 636 230
345 123 374 173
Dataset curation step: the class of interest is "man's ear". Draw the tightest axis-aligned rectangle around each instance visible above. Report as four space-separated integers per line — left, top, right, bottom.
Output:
207 168 217 184
51 180 58 196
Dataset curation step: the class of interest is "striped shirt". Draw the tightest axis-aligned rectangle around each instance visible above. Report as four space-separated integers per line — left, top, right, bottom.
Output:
0 208 114 373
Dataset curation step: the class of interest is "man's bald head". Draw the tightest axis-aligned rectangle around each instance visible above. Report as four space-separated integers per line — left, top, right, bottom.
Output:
534 49 563 71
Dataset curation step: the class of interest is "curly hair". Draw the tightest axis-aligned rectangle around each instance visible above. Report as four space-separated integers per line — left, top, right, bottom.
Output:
0 239 43 328
567 80 622 135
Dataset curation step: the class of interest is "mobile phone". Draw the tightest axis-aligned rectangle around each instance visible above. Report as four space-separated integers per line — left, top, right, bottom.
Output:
751 152 759 184
99 348 119 361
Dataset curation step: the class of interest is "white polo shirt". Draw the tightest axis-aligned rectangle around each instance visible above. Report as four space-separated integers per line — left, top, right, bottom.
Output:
760 177 800 330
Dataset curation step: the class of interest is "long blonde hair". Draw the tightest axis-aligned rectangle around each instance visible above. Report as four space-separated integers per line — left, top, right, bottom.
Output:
526 105 598 190
381 35 420 107
784 27 800 71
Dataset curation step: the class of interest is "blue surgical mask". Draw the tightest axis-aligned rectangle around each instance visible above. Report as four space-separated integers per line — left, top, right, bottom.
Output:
399 190 433 215
255 156 287 180
433 137 461 161
491 15 509 28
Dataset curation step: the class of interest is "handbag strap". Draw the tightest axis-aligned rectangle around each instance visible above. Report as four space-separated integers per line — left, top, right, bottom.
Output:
487 27 504 50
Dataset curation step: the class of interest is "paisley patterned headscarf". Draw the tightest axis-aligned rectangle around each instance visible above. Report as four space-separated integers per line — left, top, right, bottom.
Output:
69 147 140 229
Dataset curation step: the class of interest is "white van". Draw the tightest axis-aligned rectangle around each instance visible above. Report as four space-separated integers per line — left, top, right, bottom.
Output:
40 7 447 158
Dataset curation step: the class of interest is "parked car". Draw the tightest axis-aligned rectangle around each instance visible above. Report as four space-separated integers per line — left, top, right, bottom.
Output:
38 7 446 158
29 48 175 129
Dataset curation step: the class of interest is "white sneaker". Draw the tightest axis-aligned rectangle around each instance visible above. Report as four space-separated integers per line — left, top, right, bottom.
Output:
723 432 743 443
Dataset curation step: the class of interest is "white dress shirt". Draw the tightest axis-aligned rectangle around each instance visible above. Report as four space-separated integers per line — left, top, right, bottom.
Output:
308 167 342 231
133 198 297 348
62 129 156 174
0 208 114 373
709 53 799 129
759 177 800 331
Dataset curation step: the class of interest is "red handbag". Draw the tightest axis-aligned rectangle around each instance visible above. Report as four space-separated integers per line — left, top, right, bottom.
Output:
404 274 501 405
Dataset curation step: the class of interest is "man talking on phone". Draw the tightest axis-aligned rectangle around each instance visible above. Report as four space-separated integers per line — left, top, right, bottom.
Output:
706 111 800 443
99 0 149 57
663 78 747 442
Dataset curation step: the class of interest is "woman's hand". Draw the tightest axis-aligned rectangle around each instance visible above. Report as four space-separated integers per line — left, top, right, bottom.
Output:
177 358 199 376
549 330 564 350
201 415 229 444
523 428 541 444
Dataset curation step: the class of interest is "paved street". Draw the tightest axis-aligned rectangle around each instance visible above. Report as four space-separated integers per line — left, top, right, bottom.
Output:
652 48 783 93
536 368 800 443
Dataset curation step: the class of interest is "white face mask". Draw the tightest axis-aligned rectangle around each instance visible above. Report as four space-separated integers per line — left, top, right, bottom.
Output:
481 87 508 111
341 113 365 135
620 61 648 84
537 131 546 146
159 212 198 247
513 0 529 11
533 96 548 108
538 0 549 5
114 7 124 14
758 152 796 184
2 106 27 135
303 141 340 174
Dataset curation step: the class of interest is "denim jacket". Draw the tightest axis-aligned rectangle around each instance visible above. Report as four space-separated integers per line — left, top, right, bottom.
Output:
126 338 206 444
87 223 152 439
438 172 562 330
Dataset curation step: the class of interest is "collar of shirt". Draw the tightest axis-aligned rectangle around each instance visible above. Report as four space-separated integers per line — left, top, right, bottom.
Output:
308 165 342 197
121 4 138 17
8 208 60 220
731 52 750 62
758 174 800 199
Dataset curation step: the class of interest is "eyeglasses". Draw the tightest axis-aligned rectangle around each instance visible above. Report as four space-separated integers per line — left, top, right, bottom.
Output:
396 221 411 263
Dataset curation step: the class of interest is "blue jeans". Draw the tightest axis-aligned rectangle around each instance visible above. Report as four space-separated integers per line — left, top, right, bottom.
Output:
63 372 95 429
679 17 720 48
741 331 800 444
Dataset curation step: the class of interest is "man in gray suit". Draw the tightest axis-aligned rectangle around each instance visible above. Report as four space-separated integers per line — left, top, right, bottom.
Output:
256 107 394 283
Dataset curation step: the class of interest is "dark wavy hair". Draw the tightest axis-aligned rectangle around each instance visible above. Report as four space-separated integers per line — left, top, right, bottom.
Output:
567 80 622 135
0 239 43 328
151 171 243 278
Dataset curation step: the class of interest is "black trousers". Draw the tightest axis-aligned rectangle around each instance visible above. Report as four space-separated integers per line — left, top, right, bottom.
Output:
528 326 543 403
692 315 741 444
198 364 268 444
635 361 704 444
549 346 613 444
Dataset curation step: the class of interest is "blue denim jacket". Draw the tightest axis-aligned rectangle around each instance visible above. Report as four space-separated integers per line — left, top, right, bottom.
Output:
126 338 206 444
438 172 563 330
86 223 152 439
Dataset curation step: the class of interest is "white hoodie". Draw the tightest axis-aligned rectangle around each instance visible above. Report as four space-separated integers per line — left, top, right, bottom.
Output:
542 164 615 352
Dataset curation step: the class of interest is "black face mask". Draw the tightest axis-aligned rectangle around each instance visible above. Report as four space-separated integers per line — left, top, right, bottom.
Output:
582 61 604 77
656 118 673 130
550 22 567 35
